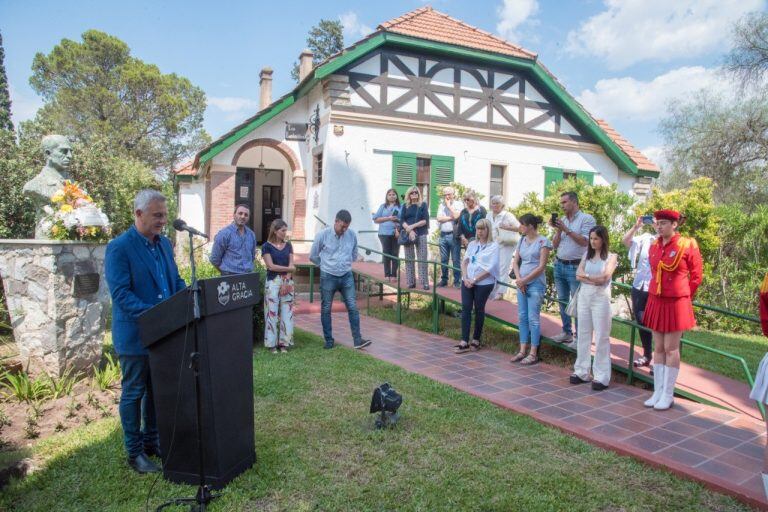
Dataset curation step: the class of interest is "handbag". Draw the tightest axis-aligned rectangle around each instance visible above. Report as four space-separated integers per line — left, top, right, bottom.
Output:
398 228 415 246
565 284 581 317
496 227 518 246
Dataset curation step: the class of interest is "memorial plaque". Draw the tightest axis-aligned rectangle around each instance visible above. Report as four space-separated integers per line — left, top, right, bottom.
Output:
73 273 100 297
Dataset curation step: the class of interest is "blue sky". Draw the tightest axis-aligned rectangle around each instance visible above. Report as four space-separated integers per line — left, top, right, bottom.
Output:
2 0 765 169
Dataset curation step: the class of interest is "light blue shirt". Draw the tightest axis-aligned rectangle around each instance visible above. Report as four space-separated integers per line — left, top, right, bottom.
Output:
209 223 257 274
517 235 552 287
556 209 596 261
310 226 358 276
372 204 401 236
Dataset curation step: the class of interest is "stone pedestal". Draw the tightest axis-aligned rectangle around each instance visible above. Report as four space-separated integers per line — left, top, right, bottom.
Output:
0 240 110 376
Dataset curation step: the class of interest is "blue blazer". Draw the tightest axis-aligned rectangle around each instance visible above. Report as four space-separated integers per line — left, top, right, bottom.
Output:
105 226 187 355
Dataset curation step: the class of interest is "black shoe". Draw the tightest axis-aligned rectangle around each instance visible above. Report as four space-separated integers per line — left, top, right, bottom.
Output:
423 285 430 291
324 341 335 349
144 445 162 459
438 281 448 287
591 381 609 391
354 339 372 349
128 453 160 474
453 282 461 288
408 284 416 289
569 374 590 385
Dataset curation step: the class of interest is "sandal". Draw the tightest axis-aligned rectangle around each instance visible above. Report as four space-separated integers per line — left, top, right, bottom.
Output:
455 342 470 354
510 352 527 363
633 356 651 367
520 354 539 366
470 340 482 351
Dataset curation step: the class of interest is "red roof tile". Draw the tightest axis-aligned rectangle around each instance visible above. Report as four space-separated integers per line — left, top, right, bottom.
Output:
379 6 536 60
594 119 660 172
174 160 195 176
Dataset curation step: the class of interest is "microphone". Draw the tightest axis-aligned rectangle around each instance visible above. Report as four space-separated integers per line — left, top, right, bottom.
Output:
172 218 209 239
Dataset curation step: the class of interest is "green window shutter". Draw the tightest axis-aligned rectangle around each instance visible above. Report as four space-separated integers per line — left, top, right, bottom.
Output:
429 155 455 216
543 167 564 198
391 152 417 203
576 170 594 185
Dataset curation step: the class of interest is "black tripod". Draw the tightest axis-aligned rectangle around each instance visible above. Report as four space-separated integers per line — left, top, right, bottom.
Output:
157 231 220 511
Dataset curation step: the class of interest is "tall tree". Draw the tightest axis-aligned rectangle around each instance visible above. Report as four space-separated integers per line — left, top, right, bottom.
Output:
29 30 209 171
659 90 768 207
0 30 13 131
725 11 768 87
290 19 344 82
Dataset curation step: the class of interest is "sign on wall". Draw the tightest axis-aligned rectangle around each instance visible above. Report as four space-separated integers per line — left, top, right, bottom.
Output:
285 123 308 141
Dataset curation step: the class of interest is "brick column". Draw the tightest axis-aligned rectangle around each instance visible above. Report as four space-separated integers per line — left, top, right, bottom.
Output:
210 164 236 237
291 168 307 240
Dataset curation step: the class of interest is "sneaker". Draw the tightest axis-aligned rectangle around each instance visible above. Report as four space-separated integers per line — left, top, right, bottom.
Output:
279 345 288 353
354 339 372 349
552 332 573 343
423 285 430 291
270 348 279 354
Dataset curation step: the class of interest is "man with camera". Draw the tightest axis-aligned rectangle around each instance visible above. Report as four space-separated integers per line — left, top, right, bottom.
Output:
550 191 595 344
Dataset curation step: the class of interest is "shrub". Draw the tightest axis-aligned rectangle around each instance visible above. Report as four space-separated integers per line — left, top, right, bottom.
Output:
45 367 82 399
1 370 53 403
91 353 121 391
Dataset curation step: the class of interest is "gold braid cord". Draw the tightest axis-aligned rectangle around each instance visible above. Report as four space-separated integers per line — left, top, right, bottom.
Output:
654 237 692 295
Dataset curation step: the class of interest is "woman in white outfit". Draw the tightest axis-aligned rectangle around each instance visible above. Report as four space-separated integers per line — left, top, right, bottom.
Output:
486 195 520 300
569 225 618 391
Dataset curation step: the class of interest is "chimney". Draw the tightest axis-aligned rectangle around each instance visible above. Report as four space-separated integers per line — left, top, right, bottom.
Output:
259 67 273 110
299 49 314 82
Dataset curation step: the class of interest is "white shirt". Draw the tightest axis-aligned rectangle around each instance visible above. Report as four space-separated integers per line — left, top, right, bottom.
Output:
464 240 499 286
438 200 464 233
629 233 655 292
486 210 520 244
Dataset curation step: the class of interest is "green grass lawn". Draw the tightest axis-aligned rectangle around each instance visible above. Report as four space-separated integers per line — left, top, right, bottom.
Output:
0 330 752 511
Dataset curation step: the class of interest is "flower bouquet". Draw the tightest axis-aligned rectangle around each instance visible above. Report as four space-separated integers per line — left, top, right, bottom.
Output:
40 181 111 242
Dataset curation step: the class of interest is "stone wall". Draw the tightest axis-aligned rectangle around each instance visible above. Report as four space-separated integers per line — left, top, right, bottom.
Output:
0 240 110 376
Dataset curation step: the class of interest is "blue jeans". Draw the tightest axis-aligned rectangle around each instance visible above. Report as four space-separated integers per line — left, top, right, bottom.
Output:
460 282 494 342
554 260 580 335
517 280 545 347
438 233 461 284
118 355 158 458
320 271 362 346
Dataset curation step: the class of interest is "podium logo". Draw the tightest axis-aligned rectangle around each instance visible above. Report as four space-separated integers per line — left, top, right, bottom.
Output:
217 281 231 306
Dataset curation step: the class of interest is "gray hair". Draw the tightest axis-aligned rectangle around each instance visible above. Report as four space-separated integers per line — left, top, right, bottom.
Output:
463 190 478 201
134 189 166 212
442 186 455 196
490 195 505 206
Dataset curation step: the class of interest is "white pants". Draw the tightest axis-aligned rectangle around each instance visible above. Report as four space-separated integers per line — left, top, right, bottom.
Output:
574 284 612 385
264 277 294 348
493 243 516 298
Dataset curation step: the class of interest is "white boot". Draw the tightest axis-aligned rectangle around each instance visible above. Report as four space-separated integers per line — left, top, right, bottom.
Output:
654 366 679 410
644 364 665 407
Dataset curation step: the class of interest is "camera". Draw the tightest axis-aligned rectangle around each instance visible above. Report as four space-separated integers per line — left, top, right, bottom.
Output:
641 214 654 225
550 213 558 225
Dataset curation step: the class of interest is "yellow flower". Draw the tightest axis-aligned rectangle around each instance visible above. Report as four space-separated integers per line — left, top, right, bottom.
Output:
61 204 73 213
51 191 65 203
50 225 60 235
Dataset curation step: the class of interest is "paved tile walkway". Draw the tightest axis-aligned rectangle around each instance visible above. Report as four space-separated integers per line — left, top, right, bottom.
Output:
295 311 768 509
295 254 760 421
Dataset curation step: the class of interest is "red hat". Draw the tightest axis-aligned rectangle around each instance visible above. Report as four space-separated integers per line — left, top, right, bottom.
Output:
654 209 681 222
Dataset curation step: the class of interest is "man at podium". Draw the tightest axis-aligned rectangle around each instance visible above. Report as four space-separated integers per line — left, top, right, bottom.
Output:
105 190 187 474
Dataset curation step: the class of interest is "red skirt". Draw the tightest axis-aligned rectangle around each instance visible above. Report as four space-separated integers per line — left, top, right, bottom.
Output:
644 294 696 333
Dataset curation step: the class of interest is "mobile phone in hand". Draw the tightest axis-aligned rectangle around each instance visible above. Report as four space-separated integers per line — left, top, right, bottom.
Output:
550 213 558 225
641 215 654 225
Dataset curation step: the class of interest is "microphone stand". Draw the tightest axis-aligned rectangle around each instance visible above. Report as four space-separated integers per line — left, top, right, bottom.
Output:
157 231 219 511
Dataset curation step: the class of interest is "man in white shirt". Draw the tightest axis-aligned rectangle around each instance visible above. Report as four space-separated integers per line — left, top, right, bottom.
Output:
436 187 464 288
622 215 657 368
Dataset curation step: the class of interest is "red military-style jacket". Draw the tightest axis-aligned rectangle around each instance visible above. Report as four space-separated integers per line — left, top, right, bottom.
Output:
760 272 768 337
648 233 703 299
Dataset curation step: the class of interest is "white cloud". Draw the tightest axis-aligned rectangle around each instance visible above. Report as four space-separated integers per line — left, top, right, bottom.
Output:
8 84 43 126
339 12 373 42
566 0 765 69
576 66 728 122
207 96 260 121
496 0 539 41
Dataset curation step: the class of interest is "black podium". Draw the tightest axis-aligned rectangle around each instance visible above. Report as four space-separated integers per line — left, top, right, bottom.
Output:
138 273 260 489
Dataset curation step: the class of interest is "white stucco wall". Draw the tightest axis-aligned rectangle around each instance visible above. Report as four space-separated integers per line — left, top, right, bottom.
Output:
178 181 206 232
318 121 632 251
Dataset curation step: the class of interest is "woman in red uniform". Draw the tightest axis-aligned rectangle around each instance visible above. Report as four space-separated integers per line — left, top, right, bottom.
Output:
643 210 703 411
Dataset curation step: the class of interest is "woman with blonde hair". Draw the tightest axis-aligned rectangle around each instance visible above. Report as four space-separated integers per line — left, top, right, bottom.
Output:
487 195 520 300
456 190 487 247
455 218 499 353
261 219 296 353
399 186 430 289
